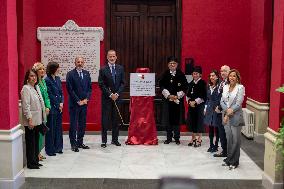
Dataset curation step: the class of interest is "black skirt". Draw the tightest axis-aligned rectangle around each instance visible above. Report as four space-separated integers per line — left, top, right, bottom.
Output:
187 103 205 133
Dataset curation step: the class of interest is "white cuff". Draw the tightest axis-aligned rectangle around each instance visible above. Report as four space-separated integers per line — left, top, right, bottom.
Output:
162 89 170 99
195 98 204 105
177 91 185 99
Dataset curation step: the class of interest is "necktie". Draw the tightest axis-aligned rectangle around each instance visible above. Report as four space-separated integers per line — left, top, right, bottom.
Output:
80 71 83 80
111 65 116 83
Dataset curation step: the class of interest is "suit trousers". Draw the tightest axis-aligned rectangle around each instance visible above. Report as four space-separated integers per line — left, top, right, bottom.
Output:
69 105 87 147
224 124 241 165
166 124 180 141
101 100 120 144
209 126 219 147
166 102 181 141
217 123 227 154
45 111 63 154
25 126 40 167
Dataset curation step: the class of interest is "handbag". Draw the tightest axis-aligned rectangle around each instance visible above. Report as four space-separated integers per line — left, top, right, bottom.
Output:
38 123 49 135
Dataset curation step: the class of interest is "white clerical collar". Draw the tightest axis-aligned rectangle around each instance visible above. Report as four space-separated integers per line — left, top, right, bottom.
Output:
193 78 201 84
170 70 176 76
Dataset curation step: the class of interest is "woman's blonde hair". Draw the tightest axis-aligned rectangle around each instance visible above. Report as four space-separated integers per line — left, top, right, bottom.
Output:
32 62 45 71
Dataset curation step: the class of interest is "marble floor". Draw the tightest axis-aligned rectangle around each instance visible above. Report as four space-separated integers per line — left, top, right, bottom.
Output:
24 135 263 180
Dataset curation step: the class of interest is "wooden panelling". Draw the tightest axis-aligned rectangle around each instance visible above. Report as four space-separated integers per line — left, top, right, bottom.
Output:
106 0 181 130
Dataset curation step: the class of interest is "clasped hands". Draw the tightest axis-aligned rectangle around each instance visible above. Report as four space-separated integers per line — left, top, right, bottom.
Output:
223 108 234 124
28 119 34 130
168 95 180 104
188 100 196 108
168 95 178 101
78 99 89 106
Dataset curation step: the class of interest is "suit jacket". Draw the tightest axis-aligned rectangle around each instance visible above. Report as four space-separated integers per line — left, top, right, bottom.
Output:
220 84 245 127
45 75 64 113
98 64 125 101
66 68 92 108
21 84 46 126
204 84 222 127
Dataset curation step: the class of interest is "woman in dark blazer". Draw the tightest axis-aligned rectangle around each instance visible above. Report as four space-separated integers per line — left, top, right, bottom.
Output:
45 62 64 156
204 70 222 153
187 66 207 147
220 69 245 170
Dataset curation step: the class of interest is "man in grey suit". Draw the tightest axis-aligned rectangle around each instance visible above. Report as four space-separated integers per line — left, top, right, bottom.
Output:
98 50 125 148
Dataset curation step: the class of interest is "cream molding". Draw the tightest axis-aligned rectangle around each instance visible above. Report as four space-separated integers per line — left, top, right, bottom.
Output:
0 124 23 141
37 20 104 41
246 97 270 110
264 127 279 143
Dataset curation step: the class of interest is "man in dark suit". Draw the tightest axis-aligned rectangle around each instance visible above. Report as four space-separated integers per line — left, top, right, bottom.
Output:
66 56 92 152
98 50 125 148
213 65 230 158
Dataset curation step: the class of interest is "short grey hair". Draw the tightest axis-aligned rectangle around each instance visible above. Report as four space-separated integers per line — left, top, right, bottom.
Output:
221 65 230 71
75 55 84 63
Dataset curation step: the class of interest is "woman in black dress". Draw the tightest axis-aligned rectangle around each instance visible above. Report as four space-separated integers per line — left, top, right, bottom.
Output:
187 66 207 147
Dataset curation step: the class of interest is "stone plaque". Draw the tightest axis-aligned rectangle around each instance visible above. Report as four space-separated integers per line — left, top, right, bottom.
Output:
130 73 155 96
37 20 104 81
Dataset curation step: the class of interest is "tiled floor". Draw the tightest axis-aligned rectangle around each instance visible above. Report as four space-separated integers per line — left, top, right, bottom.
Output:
24 135 263 180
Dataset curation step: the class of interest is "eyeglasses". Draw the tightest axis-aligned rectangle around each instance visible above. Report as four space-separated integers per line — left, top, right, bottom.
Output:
168 62 177 65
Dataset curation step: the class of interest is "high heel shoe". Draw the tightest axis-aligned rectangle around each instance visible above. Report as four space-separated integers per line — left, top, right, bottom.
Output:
229 164 238 170
188 139 196 146
194 140 202 147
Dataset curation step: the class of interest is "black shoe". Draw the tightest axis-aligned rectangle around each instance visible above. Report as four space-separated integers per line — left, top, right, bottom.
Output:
214 152 227 157
27 165 40 169
57 151 63 154
211 148 218 153
101 143 107 148
36 163 43 167
71 147 79 152
164 140 172 144
223 158 228 162
175 140 180 145
188 139 196 146
207 147 213 152
111 141 121 146
46 153 56 156
78 144 90 149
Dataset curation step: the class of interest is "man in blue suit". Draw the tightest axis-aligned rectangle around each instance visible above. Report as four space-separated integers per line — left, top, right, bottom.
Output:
66 56 92 152
98 50 125 148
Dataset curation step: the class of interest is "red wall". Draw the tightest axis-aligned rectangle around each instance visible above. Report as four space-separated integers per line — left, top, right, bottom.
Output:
0 0 19 130
268 0 284 132
181 0 272 103
18 0 272 131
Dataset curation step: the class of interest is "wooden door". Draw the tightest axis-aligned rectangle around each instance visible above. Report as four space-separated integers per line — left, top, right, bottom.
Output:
106 0 181 130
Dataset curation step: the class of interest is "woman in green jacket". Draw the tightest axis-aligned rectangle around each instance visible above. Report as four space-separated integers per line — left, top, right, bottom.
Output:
33 62 51 161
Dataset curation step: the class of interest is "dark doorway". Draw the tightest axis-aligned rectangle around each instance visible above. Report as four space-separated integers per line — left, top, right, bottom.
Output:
106 0 182 130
